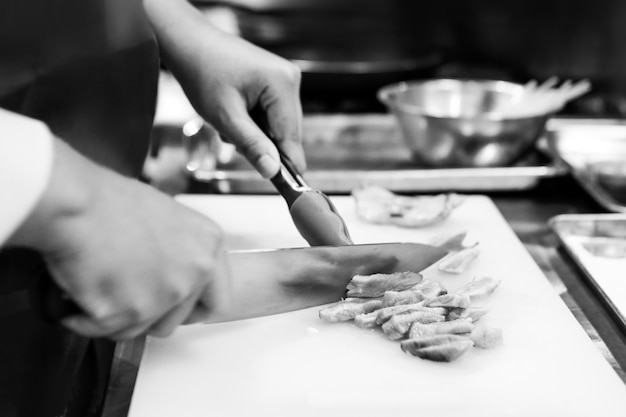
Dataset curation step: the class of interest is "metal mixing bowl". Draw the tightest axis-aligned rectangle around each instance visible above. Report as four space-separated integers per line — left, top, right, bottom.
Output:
377 79 551 167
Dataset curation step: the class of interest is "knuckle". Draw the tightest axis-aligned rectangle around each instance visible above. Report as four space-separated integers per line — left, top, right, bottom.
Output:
276 61 301 86
234 135 266 159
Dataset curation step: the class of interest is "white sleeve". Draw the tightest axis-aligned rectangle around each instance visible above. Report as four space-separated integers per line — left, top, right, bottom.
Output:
0 109 54 245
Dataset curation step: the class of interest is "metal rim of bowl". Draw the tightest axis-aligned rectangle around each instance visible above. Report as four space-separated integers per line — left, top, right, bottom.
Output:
377 78 552 121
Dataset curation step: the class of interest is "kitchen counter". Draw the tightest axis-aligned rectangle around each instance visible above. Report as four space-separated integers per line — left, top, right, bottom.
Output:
100 118 626 416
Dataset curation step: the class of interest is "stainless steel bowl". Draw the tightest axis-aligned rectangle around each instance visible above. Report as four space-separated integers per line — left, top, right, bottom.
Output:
378 79 551 167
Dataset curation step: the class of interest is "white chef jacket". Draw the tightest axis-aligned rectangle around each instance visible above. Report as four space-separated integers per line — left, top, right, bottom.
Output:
0 108 53 245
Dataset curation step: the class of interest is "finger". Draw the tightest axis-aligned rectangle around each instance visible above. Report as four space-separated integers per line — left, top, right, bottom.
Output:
108 318 160 341
212 92 280 179
264 81 306 173
61 305 158 339
148 292 201 337
62 314 124 338
184 250 232 325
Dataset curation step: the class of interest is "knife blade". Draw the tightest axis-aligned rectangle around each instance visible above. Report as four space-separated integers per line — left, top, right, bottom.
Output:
206 242 447 323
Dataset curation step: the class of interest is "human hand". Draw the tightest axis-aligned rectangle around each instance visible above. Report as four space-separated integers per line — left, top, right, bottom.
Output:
145 0 306 179
9 139 231 340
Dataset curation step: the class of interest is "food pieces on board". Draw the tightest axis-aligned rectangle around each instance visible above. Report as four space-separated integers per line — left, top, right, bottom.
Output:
376 304 448 325
424 294 471 309
401 335 474 362
319 270 502 362
446 306 490 322
408 319 475 339
437 246 481 274
457 276 501 302
319 298 383 322
346 271 423 298
470 325 504 349
382 310 446 340
430 230 481 274
352 186 463 228
381 280 447 307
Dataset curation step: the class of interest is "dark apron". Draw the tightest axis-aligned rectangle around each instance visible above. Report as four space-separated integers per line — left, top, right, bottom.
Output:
0 1 159 416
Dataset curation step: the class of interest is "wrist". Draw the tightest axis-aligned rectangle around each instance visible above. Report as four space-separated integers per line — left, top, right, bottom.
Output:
8 139 100 255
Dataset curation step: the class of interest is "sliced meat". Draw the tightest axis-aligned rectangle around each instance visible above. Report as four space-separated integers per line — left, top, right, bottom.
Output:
424 294 471 309
381 280 447 307
401 338 474 362
346 271 423 298
470 325 504 349
382 310 445 340
376 303 447 325
457 276 501 302
352 186 464 228
446 306 490 322
437 246 480 274
319 298 383 322
354 311 379 329
408 319 475 339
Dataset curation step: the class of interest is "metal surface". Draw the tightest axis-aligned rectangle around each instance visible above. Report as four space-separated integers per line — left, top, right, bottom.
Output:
212 243 446 323
548 118 626 213
377 79 551 167
550 214 626 334
178 114 566 194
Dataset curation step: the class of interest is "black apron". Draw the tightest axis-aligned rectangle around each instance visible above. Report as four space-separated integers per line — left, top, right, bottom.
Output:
0 1 159 416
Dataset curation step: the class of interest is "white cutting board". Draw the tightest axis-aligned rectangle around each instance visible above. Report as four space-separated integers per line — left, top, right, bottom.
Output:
128 195 626 417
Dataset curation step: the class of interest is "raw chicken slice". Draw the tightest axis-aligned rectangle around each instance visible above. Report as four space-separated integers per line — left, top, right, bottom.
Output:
381 280 447 307
352 186 464 228
376 303 447 325
424 294 471 309
382 310 445 340
354 311 380 329
346 271 423 298
457 276 501 302
470 325 504 349
408 319 475 338
446 306 490 322
401 338 474 362
319 298 383 322
437 246 480 274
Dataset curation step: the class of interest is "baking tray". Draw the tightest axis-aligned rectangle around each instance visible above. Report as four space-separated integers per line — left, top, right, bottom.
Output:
548 118 626 212
184 114 567 194
550 213 626 333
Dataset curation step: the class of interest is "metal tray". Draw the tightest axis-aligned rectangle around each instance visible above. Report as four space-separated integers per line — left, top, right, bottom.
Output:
550 213 626 333
548 118 626 212
183 113 566 194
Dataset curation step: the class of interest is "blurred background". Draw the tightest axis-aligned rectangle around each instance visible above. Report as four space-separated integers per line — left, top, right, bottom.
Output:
189 0 626 116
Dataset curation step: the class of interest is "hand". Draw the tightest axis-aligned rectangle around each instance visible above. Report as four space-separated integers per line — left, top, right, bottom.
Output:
145 0 306 178
9 139 231 340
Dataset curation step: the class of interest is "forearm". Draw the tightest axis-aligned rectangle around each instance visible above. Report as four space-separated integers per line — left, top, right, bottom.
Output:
0 110 54 246
144 0 227 73
7 137 100 254
143 0 304 178
144 0 264 108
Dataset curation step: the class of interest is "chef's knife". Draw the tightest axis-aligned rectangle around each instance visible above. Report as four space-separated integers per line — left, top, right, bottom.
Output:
35 242 447 323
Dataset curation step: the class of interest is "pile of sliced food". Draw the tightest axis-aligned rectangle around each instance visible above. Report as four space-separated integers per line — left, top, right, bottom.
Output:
319 271 502 362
